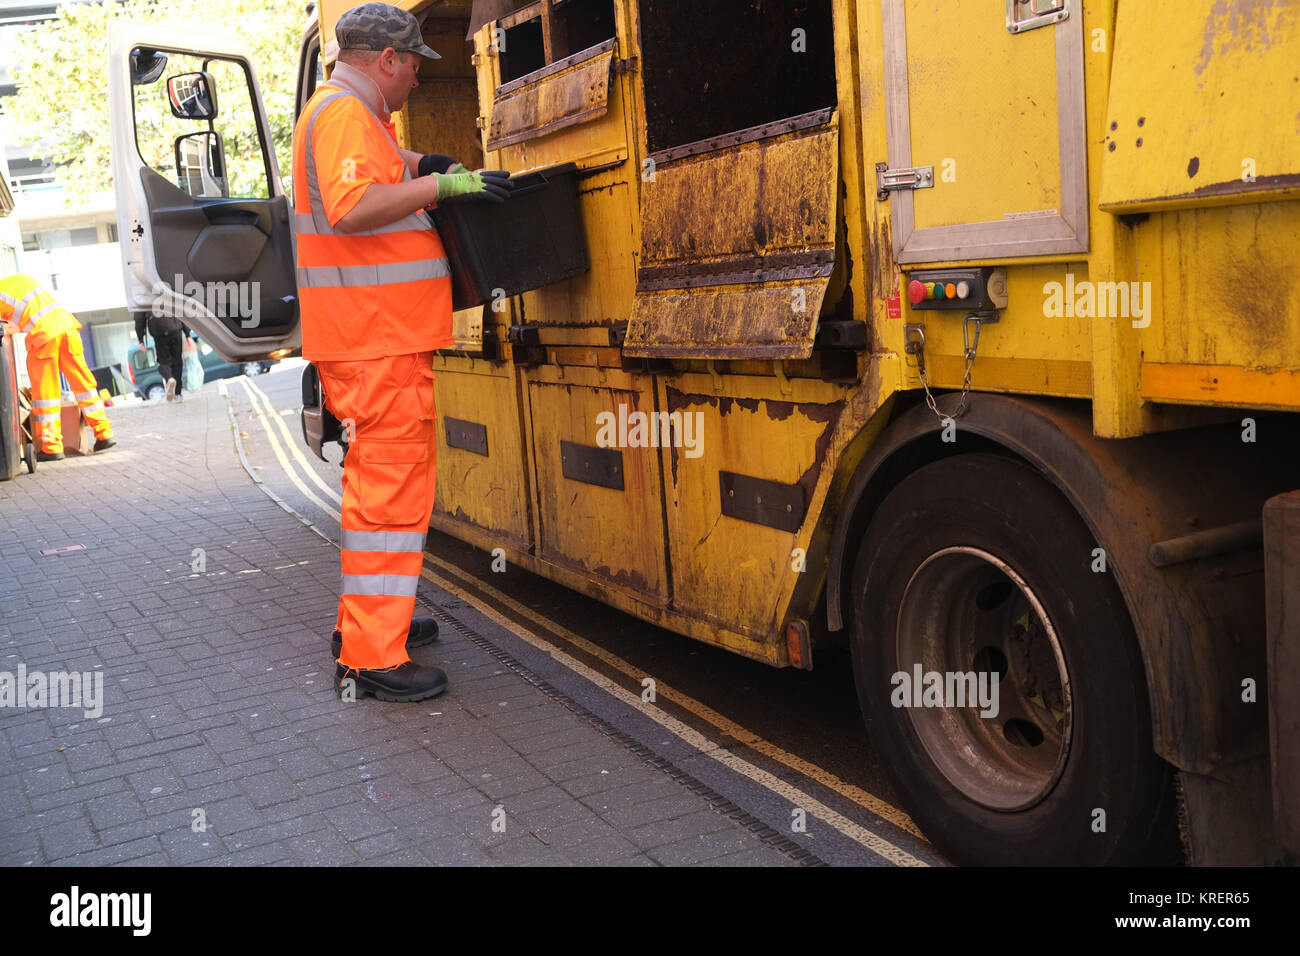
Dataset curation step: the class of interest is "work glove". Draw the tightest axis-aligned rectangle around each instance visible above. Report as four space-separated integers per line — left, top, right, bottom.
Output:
417 153 458 177
433 169 511 203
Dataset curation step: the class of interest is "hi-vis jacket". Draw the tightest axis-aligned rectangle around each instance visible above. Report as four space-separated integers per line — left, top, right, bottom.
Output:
0 274 81 352
291 61 454 361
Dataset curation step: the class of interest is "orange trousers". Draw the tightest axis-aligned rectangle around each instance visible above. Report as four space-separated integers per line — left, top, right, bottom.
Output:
26 329 113 454
315 351 438 671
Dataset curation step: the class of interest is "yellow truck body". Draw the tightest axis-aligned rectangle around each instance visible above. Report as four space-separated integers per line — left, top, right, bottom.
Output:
300 0 1300 864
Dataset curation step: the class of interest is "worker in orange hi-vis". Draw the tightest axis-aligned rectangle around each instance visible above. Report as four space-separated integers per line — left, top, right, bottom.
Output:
0 274 116 461
293 3 508 702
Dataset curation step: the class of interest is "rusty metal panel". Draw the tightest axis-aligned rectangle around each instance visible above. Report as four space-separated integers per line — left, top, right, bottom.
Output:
1099 0 1300 212
624 111 839 359
487 38 615 150
1264 489 1300 855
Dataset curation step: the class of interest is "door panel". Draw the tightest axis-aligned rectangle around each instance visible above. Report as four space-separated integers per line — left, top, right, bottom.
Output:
624 110 840 359
141 170 297 335
109 22 299 361
881 0 1088 262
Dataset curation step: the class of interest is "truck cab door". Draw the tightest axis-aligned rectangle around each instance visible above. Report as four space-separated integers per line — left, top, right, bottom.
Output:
108 22 298 362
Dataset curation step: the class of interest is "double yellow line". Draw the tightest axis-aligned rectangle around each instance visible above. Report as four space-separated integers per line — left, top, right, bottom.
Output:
226 374 930 865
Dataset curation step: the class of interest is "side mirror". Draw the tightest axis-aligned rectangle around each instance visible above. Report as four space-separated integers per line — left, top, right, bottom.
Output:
166 71 218 120
131 48 168 85
175 131 228 198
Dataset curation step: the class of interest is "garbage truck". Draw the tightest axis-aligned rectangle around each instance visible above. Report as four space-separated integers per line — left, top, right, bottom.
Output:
108 0 1300 865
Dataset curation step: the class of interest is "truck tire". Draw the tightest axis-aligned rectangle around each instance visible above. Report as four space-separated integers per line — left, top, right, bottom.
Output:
849 452 1179 865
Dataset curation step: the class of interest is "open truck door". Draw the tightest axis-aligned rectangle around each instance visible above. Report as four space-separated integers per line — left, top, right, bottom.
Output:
108 21 299 364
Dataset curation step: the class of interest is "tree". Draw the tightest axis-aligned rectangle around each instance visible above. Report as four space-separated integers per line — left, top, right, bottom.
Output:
3 0 304 210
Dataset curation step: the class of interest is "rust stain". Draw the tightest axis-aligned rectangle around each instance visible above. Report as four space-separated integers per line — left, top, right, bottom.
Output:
1121 172 1300 207
1196 0 1295 77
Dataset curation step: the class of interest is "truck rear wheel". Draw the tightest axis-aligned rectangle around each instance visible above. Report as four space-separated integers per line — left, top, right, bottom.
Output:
849 452 1179 865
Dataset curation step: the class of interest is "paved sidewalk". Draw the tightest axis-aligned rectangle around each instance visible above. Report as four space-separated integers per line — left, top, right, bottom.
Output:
0 388 792 866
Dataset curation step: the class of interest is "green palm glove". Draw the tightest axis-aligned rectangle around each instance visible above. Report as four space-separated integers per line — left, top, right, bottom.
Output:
433 170 510 203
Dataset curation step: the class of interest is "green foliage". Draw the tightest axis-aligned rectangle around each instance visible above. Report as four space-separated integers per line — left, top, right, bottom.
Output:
4 0 304 209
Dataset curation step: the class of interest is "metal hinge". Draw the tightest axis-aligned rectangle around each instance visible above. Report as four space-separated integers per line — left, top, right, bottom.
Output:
475 116 487 129
876 163 934 201
614 56 638 74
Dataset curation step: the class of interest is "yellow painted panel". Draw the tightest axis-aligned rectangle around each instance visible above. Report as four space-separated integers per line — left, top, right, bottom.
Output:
1100 0 1300 211
1142 363 1300 411
1137 201 1300 371
626 119 839 358
493 42 630 171
906 0 1061 228
662 388 837 638
487 44 615 151
524 172 636 328
432 362 532 549
625 281 829 359
527 378 667 599
639 126 838 265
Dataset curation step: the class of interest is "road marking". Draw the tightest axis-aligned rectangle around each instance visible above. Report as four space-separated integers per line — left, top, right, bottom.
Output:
419 548 925 841
234 376 928 863
233 378 341 522
240 376 345 507
416 561 927 866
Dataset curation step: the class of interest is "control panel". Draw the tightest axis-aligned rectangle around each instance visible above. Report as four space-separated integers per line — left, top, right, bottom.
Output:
905 267 1008 312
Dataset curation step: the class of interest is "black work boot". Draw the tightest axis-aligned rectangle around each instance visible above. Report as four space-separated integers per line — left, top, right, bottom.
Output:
330 613 438 659
93 437 117 452
36 450 65 462
335 661 448 702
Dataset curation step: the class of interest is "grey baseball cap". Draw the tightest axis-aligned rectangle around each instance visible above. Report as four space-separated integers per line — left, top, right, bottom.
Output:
335 3 441 60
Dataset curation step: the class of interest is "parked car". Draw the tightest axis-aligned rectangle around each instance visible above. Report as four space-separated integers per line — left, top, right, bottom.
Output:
125 337 275 400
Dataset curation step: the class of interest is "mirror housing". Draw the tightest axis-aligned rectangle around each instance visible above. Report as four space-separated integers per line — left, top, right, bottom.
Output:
174 130 228 198
166 71 218 120
131 47 168 85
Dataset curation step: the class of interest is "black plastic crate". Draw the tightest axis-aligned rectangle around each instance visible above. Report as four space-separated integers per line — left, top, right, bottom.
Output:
432 162 589 311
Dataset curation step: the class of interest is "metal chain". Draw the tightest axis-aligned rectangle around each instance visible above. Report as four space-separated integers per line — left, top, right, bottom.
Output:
907 313 994 426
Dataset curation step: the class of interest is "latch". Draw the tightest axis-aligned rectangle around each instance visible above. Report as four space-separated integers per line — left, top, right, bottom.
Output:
1007 0 1069 34
876 162 934 201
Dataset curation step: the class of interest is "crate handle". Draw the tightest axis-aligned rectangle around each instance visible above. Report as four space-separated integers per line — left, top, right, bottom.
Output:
506 171 550 196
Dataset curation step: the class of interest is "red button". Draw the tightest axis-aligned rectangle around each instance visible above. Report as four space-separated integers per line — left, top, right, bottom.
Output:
907 279 926 305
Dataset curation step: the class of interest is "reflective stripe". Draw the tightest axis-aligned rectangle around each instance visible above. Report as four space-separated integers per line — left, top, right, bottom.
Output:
341 572 420 598
0 291 19 309
31 398 62 408
295 258 450 289
80 402 105 415
13 289 39 320
293 209 430 236
300 90 350 237
341 529 426 553
33 412 60 423
28 303 62 325
74 390 98 402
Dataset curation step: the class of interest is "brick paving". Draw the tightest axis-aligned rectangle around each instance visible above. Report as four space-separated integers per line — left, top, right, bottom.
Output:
0 388 792 866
